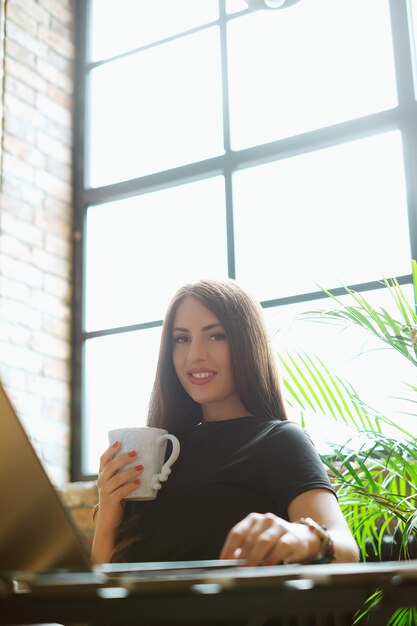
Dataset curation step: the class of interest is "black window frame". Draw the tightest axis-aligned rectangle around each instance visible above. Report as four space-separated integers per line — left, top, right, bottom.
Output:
71 0 417 481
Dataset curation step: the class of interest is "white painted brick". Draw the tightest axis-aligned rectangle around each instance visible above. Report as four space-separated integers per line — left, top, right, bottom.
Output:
2 0 74 485
0 254 44 289
5 57 48 94
6 3 38 38
28 372 69 401
5 91 40 123
3 111 37 144
2 152 35 183
44 272 70 299
34 209 71 239
11 0 50 26
43 195 72 221
0 319 31 346
0 297 42 330
2 172 45 206
48 18 74 57
38 25 74 59
9 388 44 423
46 83 72 109
3 133 46 169
42 315 68 339
45 398 70 424
4 74 36 105
1 193 35 222
37 0 72 27
32 289 70 320
0 366 29 392
0 232 32 262
36 129 70 163
0 276 31 302
32 247 70 278
36 57 73 94
0 320 9 342
36 92 71 126
0 212 43 247
6 19 48 58
0 340 43 373
43 356 69 381
6 39 36 67
36 115 72 146
45 158 71 183
45 233 71 259
35 168 71 200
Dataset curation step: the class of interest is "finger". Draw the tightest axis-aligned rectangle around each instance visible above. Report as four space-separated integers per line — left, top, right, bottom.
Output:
237 514 283 561
99 450 138 481
99 441 121 472
262 532 295 566
219 514 258 560
118 477 142 499
243 527 284 566
102 476 142 508
98 463 144 494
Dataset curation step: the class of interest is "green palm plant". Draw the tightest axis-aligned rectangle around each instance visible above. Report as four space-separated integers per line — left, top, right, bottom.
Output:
277 261 417 624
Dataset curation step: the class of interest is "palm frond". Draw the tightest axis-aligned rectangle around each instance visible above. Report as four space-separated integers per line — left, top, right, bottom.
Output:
279 267 417 624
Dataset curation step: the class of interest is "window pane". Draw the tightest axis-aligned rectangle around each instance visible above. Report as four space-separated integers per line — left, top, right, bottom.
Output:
88 28 223 188
83 327 161 475
85 177 228 331
233 131 411 301
90 0 219 62
226 0 248 14
228 0 397 150
263 284 417 451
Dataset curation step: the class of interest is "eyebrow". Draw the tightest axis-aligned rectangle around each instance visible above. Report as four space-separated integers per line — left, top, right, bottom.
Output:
172 323 224 333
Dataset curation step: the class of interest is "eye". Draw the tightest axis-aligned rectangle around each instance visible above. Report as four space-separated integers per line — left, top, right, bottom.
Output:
173 334 190 344
209 332 227 342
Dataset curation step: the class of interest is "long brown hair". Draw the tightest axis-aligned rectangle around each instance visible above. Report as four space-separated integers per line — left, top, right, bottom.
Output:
148 279 287 433
111 279 287 561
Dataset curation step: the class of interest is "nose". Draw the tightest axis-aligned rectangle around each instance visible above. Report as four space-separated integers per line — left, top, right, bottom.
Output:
187 338 207 363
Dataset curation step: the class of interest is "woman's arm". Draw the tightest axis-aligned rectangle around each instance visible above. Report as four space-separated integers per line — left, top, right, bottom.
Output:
219 488 359 566
91 442 144 564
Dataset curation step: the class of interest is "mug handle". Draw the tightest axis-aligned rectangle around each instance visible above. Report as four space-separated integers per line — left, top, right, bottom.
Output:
150 434 180 491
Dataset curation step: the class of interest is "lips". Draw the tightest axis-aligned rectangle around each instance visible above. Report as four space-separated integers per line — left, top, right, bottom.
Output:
187 369 217 385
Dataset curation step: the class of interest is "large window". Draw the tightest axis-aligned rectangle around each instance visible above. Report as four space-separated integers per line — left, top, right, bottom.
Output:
72 0 417 479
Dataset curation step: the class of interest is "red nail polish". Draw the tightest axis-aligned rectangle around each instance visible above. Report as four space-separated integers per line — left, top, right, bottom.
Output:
112 441 119 448
128 450 137 458
135 464 144 471
134 479 141 485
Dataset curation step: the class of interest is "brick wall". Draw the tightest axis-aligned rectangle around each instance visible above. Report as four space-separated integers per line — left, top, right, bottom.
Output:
0 0 74 485
57 481 98 551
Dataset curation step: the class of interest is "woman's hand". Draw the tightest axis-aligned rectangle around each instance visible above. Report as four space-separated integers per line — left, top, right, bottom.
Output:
96 441 144 528
219 512 321 566
92 441 144 560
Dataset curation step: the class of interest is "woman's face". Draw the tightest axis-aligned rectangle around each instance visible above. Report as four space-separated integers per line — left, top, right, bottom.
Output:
171 296 248 421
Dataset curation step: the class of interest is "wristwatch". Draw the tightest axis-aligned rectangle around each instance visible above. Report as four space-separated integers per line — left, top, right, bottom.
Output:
296 517 336 564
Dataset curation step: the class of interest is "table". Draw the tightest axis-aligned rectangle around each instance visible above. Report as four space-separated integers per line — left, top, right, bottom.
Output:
1 560 417 625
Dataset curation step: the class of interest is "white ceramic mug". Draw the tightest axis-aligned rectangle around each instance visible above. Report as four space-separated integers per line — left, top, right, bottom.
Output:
108 427 180 500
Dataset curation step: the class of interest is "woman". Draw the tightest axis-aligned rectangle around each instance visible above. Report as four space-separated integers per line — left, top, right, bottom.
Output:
92 279 358 566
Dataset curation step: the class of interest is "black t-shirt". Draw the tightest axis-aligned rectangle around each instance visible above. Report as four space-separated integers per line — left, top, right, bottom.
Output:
128 417 335 562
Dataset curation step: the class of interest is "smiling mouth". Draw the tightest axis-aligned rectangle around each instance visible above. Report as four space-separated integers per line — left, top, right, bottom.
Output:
187 371 216 385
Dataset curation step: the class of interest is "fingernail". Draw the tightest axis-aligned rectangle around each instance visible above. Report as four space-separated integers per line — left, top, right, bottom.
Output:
134 479 141 485
128 450 137 458
112 441 119 448
135 464 144 471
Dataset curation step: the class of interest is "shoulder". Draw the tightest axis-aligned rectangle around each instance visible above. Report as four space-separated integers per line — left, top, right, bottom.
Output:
261 419 314 443
259 419 321 460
